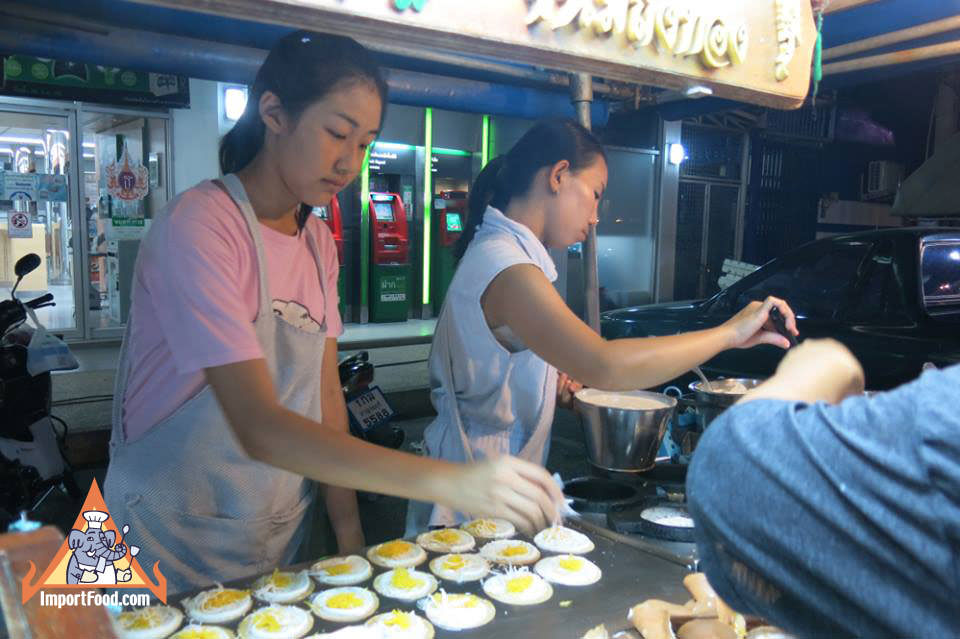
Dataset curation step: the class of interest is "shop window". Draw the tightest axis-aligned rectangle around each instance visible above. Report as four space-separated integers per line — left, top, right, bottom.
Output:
920 236 960 315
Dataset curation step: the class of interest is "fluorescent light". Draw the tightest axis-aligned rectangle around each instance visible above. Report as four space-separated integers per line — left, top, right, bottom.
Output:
82 142 97 149
668 143 686 165
0 135 44 146
950 250 960 261
374 141 415 151
83 153 95 158
223 86 248 121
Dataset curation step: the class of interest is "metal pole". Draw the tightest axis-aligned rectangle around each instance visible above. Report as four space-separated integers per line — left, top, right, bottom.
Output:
571 72 600 333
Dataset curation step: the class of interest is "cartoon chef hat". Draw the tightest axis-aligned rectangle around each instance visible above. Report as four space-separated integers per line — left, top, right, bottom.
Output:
83 510 110 529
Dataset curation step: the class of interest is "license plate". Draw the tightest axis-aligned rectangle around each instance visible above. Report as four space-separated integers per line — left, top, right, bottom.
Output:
346 386 395 433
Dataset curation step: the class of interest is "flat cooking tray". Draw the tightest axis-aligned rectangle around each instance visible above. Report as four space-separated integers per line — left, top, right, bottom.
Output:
174 520 691 638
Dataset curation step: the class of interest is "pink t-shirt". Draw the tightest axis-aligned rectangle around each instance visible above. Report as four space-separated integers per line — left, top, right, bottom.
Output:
122 180 343 442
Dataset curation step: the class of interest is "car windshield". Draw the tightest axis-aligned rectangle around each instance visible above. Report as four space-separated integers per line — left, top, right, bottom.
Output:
921 237 960 313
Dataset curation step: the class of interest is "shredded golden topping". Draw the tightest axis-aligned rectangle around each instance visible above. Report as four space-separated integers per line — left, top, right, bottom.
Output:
201 588 248 610
390 568 423 590
323 562 354 576
384 610 413 629
442 555 466 571
377 541 413 558
326 592 365 609
501 544 529 557
505 574 534 593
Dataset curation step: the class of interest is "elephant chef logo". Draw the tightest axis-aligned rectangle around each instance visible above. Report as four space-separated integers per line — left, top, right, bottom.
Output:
20 479 167 604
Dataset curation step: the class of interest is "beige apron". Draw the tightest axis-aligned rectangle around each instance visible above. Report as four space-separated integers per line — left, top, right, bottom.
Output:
104 174 329 595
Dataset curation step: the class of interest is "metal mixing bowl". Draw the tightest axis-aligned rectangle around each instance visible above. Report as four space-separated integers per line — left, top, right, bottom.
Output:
574 389 677 472
688 378 765 429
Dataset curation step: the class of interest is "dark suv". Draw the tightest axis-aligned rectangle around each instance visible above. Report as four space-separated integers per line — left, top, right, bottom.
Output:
601 229 960 390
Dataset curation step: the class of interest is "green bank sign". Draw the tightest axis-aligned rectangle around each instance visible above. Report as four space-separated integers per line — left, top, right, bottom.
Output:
1 55 190 108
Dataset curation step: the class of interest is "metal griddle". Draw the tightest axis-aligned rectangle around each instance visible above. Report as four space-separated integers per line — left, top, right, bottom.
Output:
175 520 692 638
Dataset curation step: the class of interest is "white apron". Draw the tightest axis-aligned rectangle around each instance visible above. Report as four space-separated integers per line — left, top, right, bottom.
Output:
406 207 558 532
104 174 329 595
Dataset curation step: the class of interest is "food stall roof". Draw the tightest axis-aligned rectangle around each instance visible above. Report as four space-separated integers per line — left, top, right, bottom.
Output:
6 0 819 110
821 0 960 87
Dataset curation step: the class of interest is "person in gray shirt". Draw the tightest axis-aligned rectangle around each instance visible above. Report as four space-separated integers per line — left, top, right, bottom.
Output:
687 339 957 638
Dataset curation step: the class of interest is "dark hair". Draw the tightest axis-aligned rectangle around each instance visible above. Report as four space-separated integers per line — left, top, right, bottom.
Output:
456 118 606 259
220 30 388 231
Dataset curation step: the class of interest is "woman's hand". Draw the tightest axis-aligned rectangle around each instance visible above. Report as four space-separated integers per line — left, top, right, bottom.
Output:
557 372 583 410
722 296 798 350
441 456 564 534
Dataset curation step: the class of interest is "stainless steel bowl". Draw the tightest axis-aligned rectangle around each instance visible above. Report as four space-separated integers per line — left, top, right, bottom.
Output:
574 389 677 472
688 378 764 429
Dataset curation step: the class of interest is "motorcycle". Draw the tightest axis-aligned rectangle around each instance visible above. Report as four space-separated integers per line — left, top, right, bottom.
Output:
0 253 81 531
338 350 403 450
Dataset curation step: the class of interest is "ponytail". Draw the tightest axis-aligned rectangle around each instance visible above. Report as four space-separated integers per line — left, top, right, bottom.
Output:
455 118 605 260
456 156 506 259
219 107 265 176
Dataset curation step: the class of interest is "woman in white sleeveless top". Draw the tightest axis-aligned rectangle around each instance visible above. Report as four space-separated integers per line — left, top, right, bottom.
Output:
409 120 798 531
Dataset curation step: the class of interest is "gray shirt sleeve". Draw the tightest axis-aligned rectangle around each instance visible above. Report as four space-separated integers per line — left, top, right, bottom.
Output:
686 364 960 638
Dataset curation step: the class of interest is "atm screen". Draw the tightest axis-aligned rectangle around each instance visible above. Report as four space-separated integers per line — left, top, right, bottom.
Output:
445 213 463 232
373 201 395 222
312 206 329 220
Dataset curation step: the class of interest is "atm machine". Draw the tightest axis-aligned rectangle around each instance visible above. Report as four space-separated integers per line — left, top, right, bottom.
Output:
432 190 465 314
313 195 346 317
368 192 411 322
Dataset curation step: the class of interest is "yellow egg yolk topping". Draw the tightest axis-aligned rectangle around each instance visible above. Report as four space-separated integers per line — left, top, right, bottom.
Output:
324 562 354 576
506 575 533 593
202 589 248 610
442 555 466 571
559 556 584 572
327 593 365 609
176 630 221 639
378 541 412 558
253 611 281 632
120 608 163 630
469 520 496 535
268 569 293 588
434 593 478 608
384 611 413 629
390 568 423 590
431 529 461 545
501 545 529 557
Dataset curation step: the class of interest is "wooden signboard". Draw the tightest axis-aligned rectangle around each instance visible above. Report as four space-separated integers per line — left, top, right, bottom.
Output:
141 0 818 109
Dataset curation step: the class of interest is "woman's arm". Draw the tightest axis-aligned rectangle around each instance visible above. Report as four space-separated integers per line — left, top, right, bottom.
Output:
483 264 797 391
204 358 564 533
318 338 364 553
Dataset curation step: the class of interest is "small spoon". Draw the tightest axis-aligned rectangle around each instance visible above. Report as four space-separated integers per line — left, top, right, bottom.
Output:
693 365 711 391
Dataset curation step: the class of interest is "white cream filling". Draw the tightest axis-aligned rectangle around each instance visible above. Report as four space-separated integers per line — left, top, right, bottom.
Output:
114 606 184 639
462 518 515 539
534 526 594 554
310 588 378 622
482 572 552 605
373 570 437 600
423 594 492 630
185 589 252 624
366 612 433 639
480 540 539 564
310 556 373 586
534 556 602 586
368 543 426 568
429 554 490 583
242 606 312 639
171 624 235 639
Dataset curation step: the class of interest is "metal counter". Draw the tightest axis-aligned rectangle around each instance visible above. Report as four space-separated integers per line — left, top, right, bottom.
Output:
178 523 692 639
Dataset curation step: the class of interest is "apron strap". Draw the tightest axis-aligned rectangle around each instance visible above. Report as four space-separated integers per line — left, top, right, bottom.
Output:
220 174 273 319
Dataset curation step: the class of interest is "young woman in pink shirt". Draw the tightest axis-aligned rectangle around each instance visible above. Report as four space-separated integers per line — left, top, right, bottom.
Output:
103 30 562 594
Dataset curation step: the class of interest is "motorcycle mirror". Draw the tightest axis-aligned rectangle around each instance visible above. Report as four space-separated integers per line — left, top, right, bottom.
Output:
11 253 41 298
14 254 41 279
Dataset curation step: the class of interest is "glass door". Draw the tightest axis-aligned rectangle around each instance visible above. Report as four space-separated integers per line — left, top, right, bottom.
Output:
80 109 170 336
0 106 80 337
